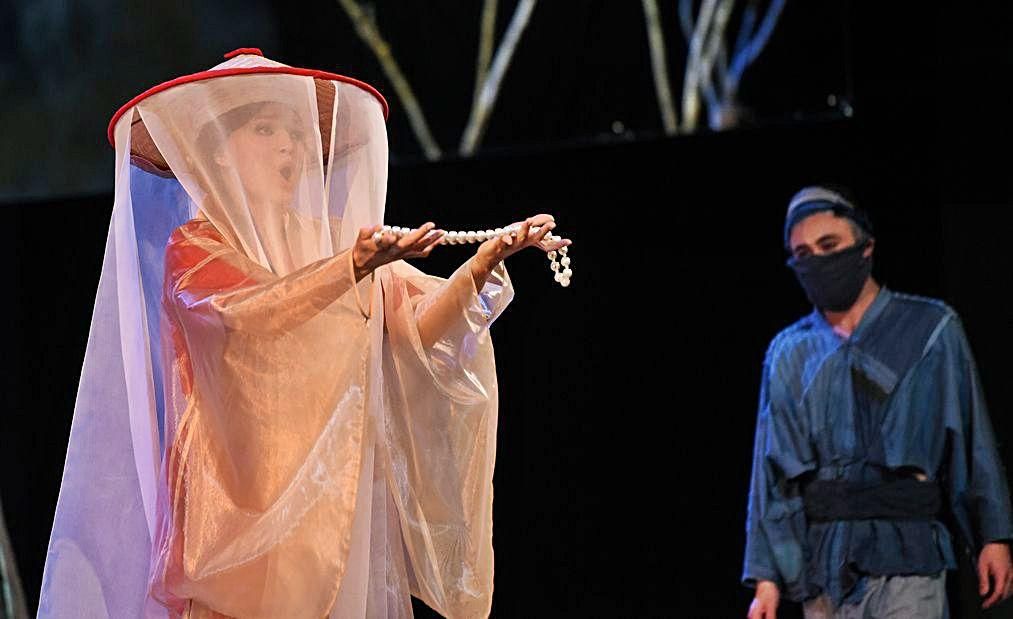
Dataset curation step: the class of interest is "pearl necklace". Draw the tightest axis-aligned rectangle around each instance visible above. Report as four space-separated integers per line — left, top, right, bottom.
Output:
373 224 572 287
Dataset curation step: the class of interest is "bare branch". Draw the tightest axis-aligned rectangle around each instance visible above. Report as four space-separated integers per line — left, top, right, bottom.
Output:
641 0 678 135
677 0 694 41
732 0 759 60
459 0 537 156
337 0 443 160
680 0 718 133
699 52 722 120
697 0 735 127
725 0 786 100
473 0 498 109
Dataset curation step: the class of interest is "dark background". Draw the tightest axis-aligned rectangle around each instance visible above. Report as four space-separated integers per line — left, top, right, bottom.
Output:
3 2 1013 617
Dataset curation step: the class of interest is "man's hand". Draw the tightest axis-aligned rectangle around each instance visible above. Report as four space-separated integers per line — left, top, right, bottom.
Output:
748 580 779 619
979 542 1013 609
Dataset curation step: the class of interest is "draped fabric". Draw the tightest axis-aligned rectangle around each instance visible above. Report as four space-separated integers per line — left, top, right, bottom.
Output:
743 288 1013 606
41 50 512 618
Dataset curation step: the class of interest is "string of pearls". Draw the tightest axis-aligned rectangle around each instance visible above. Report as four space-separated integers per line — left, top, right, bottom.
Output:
373 224 572 287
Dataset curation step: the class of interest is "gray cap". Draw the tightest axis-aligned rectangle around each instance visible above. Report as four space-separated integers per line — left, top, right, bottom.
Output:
784 186 871 247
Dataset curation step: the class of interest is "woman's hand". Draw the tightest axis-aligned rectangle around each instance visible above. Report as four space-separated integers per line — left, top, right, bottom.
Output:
352 223 444 280
470 214 571 289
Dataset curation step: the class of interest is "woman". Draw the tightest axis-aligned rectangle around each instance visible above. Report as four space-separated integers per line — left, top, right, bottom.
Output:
40 49 569 619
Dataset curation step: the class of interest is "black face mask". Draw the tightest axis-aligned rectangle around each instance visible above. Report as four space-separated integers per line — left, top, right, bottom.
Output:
787 241 872 312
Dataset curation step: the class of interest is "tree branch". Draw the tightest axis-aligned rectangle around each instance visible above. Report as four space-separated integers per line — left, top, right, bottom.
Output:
337 0 443 160
642 0 678 135
681 0 718 133
459 0 537 156
473 0 498 109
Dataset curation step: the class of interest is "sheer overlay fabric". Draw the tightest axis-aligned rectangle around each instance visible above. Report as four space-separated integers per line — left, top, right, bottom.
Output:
40 51 511 619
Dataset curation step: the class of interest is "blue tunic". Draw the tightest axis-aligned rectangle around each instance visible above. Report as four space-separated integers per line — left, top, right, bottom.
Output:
742 287 1013 605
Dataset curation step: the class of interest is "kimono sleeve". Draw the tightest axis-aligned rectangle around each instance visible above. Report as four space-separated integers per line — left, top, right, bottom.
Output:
150 223 370 619
938 315 1013 551
164 223 360 338
742 338 815 600
377 257 513 619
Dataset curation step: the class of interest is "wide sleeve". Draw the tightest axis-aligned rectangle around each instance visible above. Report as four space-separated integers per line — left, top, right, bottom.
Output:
742 340 814 600
149 223 372 619
377 257 513 619
939 315 1013 552
164 222 361 337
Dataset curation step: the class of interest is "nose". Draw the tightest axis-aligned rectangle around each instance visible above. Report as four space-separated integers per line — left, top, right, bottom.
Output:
276 130 295 153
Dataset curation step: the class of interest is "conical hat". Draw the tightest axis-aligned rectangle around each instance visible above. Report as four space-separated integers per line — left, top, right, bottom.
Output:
107 48 388 176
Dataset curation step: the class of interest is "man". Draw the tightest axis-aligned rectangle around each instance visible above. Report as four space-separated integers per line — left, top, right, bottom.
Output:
743 186 1013 618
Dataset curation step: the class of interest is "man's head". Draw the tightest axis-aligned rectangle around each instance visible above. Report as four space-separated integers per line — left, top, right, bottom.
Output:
784 185 872 256
788 210 870 260
784 186 876 312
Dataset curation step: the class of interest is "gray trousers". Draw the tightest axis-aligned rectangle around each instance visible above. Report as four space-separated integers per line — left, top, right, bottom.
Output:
803 572 948 619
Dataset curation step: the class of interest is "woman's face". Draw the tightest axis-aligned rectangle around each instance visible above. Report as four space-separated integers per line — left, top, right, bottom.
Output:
216 102 308 209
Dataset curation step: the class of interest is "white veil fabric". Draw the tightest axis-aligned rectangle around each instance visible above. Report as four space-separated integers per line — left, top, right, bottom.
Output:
39 49 513 619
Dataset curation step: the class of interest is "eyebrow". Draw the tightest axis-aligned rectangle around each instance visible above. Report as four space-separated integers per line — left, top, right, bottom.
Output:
792 233 843 253
814 233 842 245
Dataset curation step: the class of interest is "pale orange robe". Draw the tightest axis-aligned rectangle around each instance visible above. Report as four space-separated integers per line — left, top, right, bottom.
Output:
149 219 512 618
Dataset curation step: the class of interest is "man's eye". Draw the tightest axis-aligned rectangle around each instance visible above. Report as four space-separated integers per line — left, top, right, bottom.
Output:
255 124 274 135
290 130 305 142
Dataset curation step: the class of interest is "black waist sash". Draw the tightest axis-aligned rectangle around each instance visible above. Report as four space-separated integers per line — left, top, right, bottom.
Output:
803 478 941 522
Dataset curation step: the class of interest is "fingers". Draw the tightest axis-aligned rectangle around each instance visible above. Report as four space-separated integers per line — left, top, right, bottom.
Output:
368 225 399 252
359 225 379 241
396 222 436 251
751 582 779 619
540 237 571 252
515 219 532 245
979 557 992 597
413 227 445 253
982 562 1002 608
984 587 1002 609
531 220 556 245
747 599 774 619
527 213 555 227
989 562 1013 608
371 217 570 264
403 229 445 259
371 223 441 259
363 224 395 249
515 215 554 247
516 214 567 251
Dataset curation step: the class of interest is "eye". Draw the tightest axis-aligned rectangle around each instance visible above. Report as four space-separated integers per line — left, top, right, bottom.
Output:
818 240 839 252
254 123 274 136
289 129 306 142
793 248 810 259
